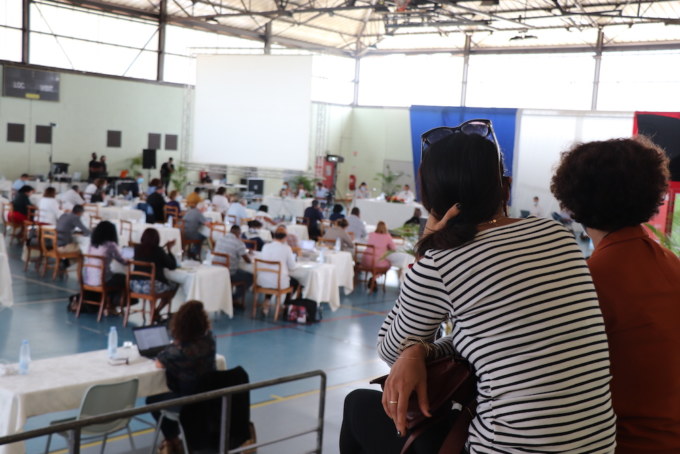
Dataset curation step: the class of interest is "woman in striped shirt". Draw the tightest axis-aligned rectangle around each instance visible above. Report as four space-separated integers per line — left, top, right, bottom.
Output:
340 120 616 453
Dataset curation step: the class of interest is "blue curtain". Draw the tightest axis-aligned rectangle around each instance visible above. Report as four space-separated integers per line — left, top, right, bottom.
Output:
409 106 518 200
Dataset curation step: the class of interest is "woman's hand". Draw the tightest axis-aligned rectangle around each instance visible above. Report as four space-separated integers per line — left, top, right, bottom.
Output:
381 344 432 435
424 203 461 235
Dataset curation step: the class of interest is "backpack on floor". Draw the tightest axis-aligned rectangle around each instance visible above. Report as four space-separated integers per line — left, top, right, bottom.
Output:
284 298 322 324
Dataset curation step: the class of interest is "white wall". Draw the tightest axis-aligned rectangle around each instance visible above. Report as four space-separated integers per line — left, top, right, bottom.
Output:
0 66 185 180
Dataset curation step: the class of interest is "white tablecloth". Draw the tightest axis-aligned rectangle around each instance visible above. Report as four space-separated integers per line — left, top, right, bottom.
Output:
165 263 233 317
354 199 425 230
76 222 183 256
99 206 146 223
261 197 313 219
291 262 341 311
203 211 222 223
0 349 226 454
0 234 13 307
285 224 309 242
321 250 354 294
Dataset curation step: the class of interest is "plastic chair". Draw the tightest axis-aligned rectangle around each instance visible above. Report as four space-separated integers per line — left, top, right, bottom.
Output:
44 378 139 454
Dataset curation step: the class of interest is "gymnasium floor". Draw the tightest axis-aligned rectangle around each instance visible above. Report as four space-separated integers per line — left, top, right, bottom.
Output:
0 238 397 454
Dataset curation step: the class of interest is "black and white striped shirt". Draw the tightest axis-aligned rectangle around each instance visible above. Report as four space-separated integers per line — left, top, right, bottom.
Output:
378 217 616 453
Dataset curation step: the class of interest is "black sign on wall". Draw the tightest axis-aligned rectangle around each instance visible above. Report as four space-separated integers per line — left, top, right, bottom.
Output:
3 66 60 101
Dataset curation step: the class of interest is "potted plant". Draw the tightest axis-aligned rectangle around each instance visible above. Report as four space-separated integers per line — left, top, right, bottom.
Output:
171 165 188 193
645 223 680 257
288 175 317 196
374 165 404 199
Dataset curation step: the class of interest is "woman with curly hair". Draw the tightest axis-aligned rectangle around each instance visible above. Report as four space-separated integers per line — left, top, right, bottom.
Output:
147 300 217 454
551 136 680 453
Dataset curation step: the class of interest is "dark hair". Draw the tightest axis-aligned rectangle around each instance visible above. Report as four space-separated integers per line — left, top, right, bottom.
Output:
21 173 29 178
258 205 268 213
149 178 161 187
71 185 79 191
416 133 506 256
551 136 669 231
19 185 34 194
44 187 56 198
170 300 210 343
216 187 226 196
194 187 201 193
72 204 85 215
230 225 241 234
337 218 349 228
273 231 287 240
91 220 119 247
248 220 263 229
351 207 360 215
332 204 343 214
138 228 160 256
375 221 388 234
311 200 319 207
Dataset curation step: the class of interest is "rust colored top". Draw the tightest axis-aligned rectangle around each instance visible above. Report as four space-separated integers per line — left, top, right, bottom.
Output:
588 225 680 453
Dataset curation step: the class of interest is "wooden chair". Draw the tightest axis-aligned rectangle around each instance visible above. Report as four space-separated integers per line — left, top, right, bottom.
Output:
211 250 248 308
27 205 39 223
295 216 309 225
23 222 43 272
209 223 227 248
316 238 337 249
119 219 133 246
89 215 102 230
163 205 180 226
177 219 203 260
354 243 389 292
241 238 257 251
40 228 82 281
124 260 176 327
252 259 298 321
226 214 238 225
83 203 99 217
6 203 24 245
76 254 110 322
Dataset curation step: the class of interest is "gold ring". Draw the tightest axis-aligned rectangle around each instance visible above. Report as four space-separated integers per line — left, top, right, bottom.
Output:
388 400 398 405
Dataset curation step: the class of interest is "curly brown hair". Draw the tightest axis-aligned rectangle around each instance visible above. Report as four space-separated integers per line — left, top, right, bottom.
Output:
170 300 210 343
551 136 669 232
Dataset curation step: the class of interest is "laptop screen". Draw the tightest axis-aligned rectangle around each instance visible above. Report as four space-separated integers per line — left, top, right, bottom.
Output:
133 325 171 352
301 239 316 251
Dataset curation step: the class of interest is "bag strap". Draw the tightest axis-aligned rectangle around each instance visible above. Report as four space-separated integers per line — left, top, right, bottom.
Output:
399 402 477 454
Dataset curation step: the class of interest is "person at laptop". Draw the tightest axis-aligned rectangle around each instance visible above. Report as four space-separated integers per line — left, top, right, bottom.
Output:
147 300 216 454
84 220 128 315
131 228 178 319
322 218 354 252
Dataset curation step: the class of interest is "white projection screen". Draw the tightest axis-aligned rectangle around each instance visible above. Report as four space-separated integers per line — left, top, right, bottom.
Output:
193 55 313 170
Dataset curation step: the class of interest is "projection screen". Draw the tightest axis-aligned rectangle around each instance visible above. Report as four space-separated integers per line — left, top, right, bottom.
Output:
193 55 313 171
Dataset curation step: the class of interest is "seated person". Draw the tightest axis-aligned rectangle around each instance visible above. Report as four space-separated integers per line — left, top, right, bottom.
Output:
212 187 230 216
9 185 35 224
56 204 91 253
258 226 300 317
84 178 107 203
362 221 395 287
279 182 292 198
277 223 301 255
322 218 354 252
347 207 367 242
303 200 324 240
146 185 167 224
37 187 61 226
147 301 216 454
227 197 249 226
58 185 85 211
213 225 253 303
295 183 308 199
146 178 162 197
329 204 345 222
185 187 203 208
84 220 127 313
255 205 276 227
166 190 181 213
242 220 265 251
395 184 415 203
354 182 370 199
403 208 422 226
183 204 209 260
12 174 29 193
131 228 178 317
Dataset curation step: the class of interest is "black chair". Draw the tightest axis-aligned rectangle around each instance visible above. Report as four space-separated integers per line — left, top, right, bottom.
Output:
180 367 256 452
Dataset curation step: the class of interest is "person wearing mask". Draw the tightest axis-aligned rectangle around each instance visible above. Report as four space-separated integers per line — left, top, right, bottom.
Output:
131 228 178 317
303 200 324 240
160 157 175 192
354 182 370 200
341 120 615 454
56 204 91 253
37 187 61 225
12 174 29 193
214 225 253 303
146 185 167 224
552 136 680 453
212 187 230 217
185 187 203 208
279 182 292 198
84 220 128 314
329 204 345 222
58 185 85 211
322 218 354 252
395 184 416 203
347 207 367 242
183 203 209 259
9 185 36 224
147 301 216 454
258 225 300 317
227 197 249 226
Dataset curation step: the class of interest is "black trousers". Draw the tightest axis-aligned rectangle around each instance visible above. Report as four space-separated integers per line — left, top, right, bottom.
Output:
146 392 181 439
339 389 461 454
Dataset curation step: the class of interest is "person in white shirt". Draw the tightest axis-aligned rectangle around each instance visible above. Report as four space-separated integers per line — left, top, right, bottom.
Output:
226 197 249 225
211 187 230 216
279 182 292 198
255 205 276 227
314 182 329 202
347 207 367 242
84 178 106 203
395 184 416 203
258 225 300 317
37 187 61 225
529 196 543 217
354 182 370 200
295 183 308 199
58 185 86 211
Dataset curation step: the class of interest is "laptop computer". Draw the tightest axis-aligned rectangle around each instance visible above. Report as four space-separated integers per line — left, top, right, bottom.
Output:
132 325 172 359
300 239 316 251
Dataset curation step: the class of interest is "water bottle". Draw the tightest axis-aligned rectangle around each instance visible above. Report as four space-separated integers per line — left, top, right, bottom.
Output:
18 340 30 375
107 327 118 359
334 237 341 252
317 248 325 263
